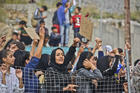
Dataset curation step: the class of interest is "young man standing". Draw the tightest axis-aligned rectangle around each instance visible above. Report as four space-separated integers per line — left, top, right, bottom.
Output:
52 2 62 34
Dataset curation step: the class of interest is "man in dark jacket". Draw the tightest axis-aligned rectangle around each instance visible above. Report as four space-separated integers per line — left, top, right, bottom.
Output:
52 2 62 34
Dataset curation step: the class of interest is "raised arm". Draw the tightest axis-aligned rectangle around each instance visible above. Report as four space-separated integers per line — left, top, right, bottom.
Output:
64 38 80 66
25 27 45 69
29 40 38 59
34 27 45 59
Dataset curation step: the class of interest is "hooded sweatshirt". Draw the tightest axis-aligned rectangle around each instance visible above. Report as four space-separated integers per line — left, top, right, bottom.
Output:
57 0 68 25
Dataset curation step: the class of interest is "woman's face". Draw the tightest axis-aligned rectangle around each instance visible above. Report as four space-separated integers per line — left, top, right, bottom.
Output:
3 51 15 66
55 49 64 64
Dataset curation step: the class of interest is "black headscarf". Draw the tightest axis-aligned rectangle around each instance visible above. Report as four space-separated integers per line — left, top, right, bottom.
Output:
36 54 50 71
76 51 93 70
50 48 68 73
97 55 114 75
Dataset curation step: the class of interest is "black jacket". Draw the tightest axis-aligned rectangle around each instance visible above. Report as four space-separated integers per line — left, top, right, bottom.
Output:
44 46 76 93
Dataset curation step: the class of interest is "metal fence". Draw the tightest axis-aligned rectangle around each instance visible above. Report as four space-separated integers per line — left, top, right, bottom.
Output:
1 63 139 93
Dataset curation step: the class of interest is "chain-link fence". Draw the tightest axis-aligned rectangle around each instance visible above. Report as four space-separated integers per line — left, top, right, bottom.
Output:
1 62 139 93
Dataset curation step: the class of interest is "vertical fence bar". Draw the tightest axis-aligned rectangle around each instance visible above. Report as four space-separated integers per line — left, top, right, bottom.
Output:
125 50 131 93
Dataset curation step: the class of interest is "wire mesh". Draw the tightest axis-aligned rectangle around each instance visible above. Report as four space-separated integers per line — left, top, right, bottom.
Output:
1 65 139 93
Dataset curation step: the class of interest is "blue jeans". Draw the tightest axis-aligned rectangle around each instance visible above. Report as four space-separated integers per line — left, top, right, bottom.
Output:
60 24 70 46
73 28 80 38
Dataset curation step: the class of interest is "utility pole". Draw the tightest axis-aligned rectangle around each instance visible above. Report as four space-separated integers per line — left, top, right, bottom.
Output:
124 0 131 65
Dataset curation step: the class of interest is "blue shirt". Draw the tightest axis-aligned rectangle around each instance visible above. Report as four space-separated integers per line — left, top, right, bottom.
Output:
23 57 40 93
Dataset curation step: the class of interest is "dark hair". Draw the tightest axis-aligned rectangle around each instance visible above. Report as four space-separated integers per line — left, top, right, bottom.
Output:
0 59 3 66
10 41 25 50
134 59 140 66
39 19 45 24
0 49 10 62
118 48 123 54
12 32 18 36
36 54 50 71
14 50 30 68
19 20 26 25
76 7 81 12
41 5 48 11
76 51 93 70
56 2 62 8
51 26 57 31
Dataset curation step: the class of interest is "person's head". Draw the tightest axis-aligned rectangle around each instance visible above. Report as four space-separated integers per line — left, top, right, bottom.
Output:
76 51 93 70
51 26 58 33
13 50 30 68
118 48 123 56
50 48 68 72
40 5 48 12
65 2 70 8
8 41 25 52
56 2 62 8
0 49 15 66
75 7 81 14
12 32 18 40
104 45 113 55
62 0 68 6
36 54 50 71
39 20 45 27
53 48 65 65
19 20 26 28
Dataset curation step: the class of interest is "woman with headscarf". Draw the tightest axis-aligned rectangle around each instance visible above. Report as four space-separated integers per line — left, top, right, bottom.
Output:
74 51 103 93
44 38 80 93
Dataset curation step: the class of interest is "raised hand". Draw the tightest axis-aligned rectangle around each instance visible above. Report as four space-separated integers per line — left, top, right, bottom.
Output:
83 59 96 70
77 45 85 56
0 64 8 75
63 84 78 92
32 39 38 46
16 69 23 79
73 38 80 46
39 27 45 39
125 41 131 50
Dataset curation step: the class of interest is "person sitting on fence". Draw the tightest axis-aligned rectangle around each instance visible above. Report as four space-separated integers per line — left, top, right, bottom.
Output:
0 49 24 93
44 38 80 93
49 26 61 47
36 20 49 46
75 51 103 93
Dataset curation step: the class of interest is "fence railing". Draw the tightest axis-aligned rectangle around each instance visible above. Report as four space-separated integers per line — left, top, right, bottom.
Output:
1 65 139 93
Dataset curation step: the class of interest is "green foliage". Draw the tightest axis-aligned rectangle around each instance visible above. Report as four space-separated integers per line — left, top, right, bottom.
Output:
131 11 140 23
2 0 27 4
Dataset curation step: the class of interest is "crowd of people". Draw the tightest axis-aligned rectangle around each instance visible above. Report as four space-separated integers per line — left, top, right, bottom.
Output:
0 0 140 93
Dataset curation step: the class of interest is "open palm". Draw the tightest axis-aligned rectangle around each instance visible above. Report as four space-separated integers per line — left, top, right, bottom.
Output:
16 69 23 79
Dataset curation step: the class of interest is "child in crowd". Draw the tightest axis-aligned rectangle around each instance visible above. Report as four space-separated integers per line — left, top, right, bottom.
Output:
71 7 82 38
36 20 49 46
49 27 61 47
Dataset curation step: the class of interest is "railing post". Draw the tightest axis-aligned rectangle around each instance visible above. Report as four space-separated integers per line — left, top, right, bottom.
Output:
125 50 131 93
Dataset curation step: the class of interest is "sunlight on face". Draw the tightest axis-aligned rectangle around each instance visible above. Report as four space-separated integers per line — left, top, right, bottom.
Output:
55 49 64 65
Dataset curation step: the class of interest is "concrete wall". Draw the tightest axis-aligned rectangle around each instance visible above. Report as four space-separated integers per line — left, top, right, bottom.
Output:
3 4 140 63
90 20 140 63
